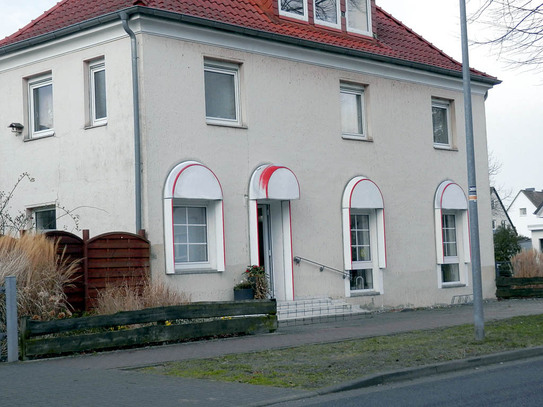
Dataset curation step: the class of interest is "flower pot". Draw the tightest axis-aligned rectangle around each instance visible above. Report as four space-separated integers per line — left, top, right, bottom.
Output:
234 288 254 300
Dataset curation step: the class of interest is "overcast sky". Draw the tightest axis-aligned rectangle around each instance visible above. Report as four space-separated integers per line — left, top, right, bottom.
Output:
2 0 541 202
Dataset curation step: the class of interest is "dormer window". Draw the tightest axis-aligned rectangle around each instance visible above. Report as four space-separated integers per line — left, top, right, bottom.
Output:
279 0 308 21
346 0 372 35
314 0 340 29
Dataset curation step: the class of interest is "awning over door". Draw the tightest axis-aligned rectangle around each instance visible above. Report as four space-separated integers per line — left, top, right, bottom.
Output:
249 164 300 200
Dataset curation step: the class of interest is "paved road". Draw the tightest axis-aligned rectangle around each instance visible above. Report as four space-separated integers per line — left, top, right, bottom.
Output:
1 299 542 406
276 355 543 406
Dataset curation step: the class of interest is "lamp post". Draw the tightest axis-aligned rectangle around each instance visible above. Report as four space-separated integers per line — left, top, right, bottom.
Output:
459 0 485 341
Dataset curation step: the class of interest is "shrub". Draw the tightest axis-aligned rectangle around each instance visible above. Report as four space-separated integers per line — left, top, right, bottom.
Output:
93 279 190 315
511 249 543 278
0 233 79 321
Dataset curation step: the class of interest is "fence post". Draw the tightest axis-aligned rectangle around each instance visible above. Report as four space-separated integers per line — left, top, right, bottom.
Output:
5 276 18 362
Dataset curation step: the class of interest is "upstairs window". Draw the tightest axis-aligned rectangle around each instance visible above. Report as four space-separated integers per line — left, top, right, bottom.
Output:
314 0 340 28
204 61 241 126
279 0 308 21
89 60 107 126
346 0 372 35
340 83 366 140
432 98 453 148
520 208 527 217
28 75 54 138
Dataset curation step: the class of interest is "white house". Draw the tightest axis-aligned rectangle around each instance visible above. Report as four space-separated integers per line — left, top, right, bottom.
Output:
0 0 500 308
507 189 543 239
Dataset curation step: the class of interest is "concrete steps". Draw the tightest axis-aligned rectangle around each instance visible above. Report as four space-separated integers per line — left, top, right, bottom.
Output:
277 298 370 325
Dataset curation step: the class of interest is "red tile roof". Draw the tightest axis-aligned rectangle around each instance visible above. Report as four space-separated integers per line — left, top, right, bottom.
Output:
0 0 497 82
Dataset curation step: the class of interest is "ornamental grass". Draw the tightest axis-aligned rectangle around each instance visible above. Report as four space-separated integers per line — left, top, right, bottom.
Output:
512 249 543 278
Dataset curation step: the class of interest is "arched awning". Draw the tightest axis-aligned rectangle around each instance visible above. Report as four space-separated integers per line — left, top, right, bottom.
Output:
342 176 384 209
434 181 467 210
164 161 222 200
249 164 300 200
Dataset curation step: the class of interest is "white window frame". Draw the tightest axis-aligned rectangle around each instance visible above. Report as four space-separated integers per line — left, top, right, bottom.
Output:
434 181 470 288
28 75 54 139
278 0 309 21
342 176 386 296
313 0 341 29
520 208 527 217
89 60 107 127
32 206 57 232
432 98 452 149
346 0 372 36
204 61 242 127
340 83 367 140
163 161 225 274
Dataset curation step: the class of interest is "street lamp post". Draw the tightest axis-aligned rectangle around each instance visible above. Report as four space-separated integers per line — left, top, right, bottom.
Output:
459 0 485 341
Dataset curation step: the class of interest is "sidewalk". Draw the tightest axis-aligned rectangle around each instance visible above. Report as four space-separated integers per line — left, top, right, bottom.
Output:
1 299 543 406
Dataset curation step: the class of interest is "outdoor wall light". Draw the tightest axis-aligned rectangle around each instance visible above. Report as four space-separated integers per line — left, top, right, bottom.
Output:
8 123 24 135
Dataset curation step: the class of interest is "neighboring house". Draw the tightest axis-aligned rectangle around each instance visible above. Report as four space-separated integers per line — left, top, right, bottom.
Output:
507 189 543 238
0 0 500 308
530 202 543 251
490 187 515 233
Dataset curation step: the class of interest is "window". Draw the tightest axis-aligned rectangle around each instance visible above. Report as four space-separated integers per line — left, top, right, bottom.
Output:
89 60 107 126
342 177 386 295
204 61 241 126
314 0 340 28
350 213 374 290
441 213 460 283
434 181 470 287
279 0 308 21
163 161 225 274
432 99 452 147
28 75 54 138
33 207 56 232
340 84 366 139
520 208 527 217
346 0 372 35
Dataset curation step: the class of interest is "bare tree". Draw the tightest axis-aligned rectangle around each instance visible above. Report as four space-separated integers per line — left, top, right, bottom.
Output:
471 0 543 70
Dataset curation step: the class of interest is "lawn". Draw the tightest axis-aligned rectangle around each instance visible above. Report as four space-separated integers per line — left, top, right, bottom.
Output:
143 314 543 390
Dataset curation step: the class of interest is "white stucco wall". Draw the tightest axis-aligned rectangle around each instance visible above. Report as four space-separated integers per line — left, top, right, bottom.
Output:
508 193 541 238
135 19 495 307
0 25 137 236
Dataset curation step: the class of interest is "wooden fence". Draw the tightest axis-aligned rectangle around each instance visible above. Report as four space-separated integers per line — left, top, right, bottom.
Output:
496 277 543 299
46 230 150 311
20 300 277 360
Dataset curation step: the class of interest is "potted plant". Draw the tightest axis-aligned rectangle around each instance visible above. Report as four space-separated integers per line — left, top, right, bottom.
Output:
233 265 270 300
233 279 254 300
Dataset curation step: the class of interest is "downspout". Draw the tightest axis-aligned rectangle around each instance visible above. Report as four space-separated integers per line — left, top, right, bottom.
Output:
120 11 143 232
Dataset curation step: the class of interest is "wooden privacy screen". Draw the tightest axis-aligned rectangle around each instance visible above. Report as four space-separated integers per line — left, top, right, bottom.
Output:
46 230 150 312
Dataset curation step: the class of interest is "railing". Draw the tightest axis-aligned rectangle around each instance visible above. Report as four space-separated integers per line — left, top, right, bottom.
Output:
293 256 350 279
1 276 18 362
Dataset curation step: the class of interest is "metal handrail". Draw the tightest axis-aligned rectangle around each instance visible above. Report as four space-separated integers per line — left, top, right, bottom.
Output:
293 256 349 279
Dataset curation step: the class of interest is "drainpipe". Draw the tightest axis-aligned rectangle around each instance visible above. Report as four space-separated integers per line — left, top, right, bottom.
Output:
120 11 143 232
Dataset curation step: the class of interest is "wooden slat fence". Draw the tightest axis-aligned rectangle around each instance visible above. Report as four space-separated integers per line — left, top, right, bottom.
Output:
20 300 277 359
496 277 543 299
46 230 150 312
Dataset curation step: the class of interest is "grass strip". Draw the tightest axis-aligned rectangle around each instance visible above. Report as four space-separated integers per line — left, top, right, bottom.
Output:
142 314 543 390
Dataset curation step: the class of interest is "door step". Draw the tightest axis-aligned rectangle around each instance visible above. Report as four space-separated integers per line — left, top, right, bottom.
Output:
276 298 369 325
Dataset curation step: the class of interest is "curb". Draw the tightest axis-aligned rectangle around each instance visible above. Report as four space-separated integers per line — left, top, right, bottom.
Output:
249 345 543 406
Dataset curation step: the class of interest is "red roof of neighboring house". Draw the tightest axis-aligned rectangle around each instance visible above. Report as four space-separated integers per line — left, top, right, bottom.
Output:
0 0 497 82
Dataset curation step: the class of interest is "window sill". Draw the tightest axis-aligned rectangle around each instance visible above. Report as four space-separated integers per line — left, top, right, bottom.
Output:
85 121 108 130
433 144 457 151
441 283 466 288
24 132 55 142
350 290 380 297
172 268 222 275
206 121 247 129
342 134 372 142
